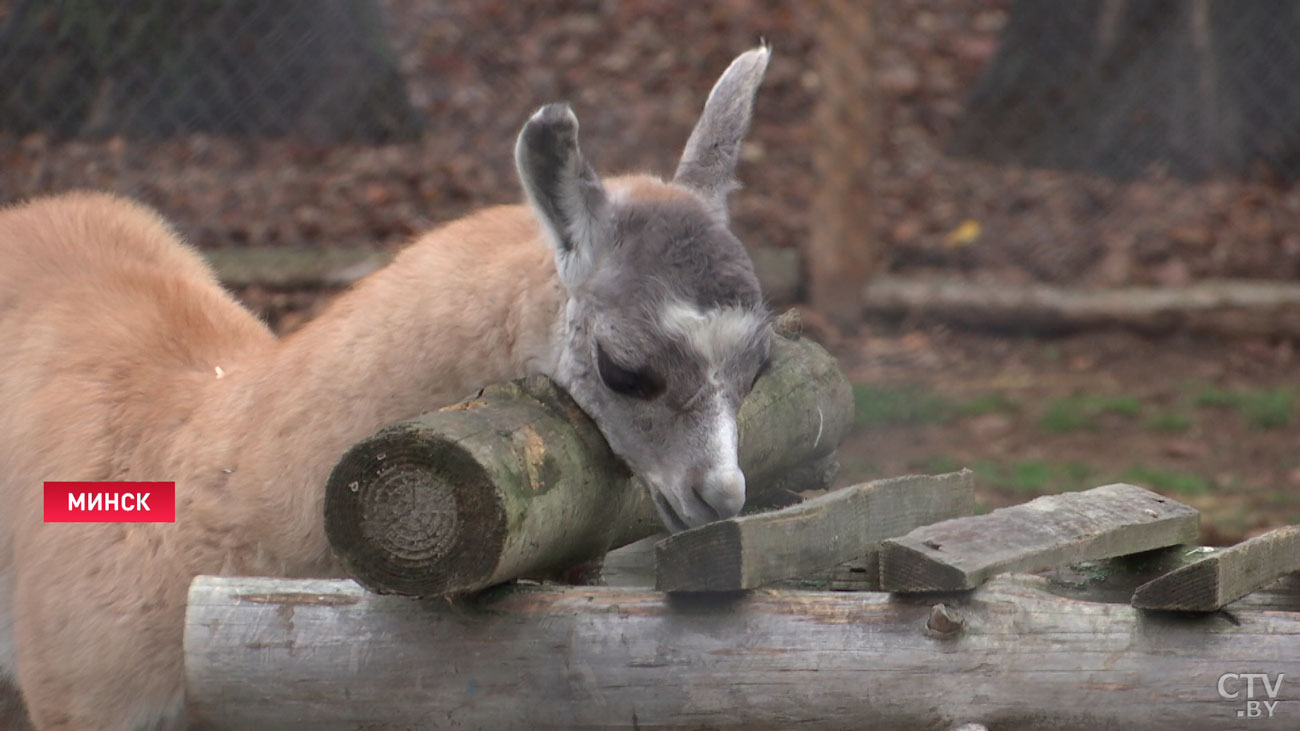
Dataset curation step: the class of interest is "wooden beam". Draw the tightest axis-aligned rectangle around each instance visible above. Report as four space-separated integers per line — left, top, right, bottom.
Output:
862 276 1300 340
1132 524 1300 611
880 483 1200 592
204 246 390 287
184 574 1300 730
324 330 854 596
655 470 975 592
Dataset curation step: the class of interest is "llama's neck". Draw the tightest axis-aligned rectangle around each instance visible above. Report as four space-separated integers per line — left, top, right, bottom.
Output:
212 207 565 575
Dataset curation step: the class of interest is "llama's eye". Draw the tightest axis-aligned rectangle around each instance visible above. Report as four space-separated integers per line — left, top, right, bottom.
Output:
597 344 663 399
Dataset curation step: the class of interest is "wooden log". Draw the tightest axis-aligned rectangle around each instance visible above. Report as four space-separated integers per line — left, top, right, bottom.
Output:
324 329 854 596
1132 524 1300 611
184 574 1300 730
862 276 1300 340
204 246 390 287
204 245 801 304
881 483 1200 592
655 470 976 592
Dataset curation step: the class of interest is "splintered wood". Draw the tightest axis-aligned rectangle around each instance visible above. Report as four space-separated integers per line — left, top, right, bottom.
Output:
1132 524 1300 611
880 483 1200 592
655 470 975 592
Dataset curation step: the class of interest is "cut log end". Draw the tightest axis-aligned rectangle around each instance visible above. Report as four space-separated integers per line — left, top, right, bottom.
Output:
324 429 505 595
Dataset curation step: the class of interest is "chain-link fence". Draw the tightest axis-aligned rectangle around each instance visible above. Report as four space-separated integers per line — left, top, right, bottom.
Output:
0 0 416 140
3 0 1300 310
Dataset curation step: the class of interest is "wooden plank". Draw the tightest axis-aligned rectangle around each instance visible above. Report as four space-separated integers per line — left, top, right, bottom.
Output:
656 470 975 592
1132 524 1300 611
185 574 1300 730
880 483 1200 592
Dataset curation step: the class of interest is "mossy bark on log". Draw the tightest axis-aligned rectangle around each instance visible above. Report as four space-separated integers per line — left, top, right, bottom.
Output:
184 573 1300 730
324 331 853 596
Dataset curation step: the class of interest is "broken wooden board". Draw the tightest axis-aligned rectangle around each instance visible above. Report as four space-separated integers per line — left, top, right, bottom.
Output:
1132 524 1300 611
880 483 1200 592
655 470 975 592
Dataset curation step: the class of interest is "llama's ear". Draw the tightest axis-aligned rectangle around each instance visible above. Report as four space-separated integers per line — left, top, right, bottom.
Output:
673 45 771 220
516 103 610 288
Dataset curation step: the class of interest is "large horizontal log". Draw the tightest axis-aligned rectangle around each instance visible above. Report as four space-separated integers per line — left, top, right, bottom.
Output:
184 573 1300 730
862 276 1300 339
324 326 854 596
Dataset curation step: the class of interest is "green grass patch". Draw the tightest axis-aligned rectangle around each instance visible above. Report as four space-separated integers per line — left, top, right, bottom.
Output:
1008 461 1055 493
918 455 965 475
1118 464 1212 496
838 456 882 483
852 383 953 428
957 391 1020 417
1192 386 1295 430
973 459 1096 496
1039 394 1143 434
1145 410 1192 433
1192 387 1238 409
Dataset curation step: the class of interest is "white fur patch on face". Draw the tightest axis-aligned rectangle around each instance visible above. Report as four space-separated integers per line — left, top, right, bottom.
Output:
660 300 765 378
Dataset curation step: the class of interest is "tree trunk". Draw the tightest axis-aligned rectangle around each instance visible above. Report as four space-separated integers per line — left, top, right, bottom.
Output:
324 328 854 597
0 0 419 141
951 0 1300 180
184 572 1300 730
809 0 878 328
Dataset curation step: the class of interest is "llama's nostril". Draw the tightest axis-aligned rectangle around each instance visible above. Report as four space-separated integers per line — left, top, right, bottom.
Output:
696 468 746 522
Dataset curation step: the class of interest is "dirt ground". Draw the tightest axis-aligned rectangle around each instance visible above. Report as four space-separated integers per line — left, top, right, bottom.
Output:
834 322 1300 545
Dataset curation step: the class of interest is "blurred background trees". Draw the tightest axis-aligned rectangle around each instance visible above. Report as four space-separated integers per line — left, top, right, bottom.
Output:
0 0 418 141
